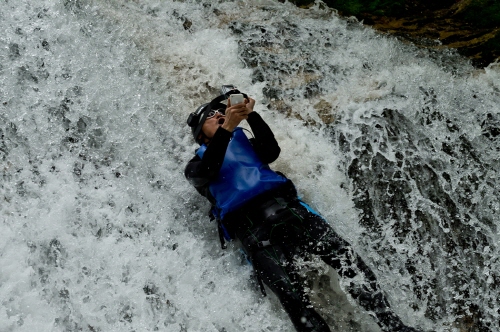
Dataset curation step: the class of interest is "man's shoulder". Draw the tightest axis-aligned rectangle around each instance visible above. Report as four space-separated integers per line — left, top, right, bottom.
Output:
186 153 201 164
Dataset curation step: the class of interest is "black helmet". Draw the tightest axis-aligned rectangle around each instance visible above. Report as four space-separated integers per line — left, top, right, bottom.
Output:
187 85 247 144
186 102 211 145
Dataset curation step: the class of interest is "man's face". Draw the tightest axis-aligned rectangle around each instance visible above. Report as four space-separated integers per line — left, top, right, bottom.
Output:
200 110 225 140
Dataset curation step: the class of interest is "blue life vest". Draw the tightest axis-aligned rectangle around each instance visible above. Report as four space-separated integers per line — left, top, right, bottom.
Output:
196 128 287 220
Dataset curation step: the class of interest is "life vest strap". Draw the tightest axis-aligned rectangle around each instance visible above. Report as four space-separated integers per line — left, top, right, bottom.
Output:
217 220 228 250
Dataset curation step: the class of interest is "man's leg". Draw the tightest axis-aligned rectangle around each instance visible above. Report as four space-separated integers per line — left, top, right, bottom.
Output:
239 225 331 332
288 200 420 332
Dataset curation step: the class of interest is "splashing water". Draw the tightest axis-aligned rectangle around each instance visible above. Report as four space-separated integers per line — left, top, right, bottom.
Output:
1 1 499 331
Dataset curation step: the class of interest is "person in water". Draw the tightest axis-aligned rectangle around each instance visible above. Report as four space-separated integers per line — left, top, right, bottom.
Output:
185 86 421 332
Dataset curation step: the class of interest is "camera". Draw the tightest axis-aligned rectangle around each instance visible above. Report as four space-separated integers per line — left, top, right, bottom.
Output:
229 94 244 105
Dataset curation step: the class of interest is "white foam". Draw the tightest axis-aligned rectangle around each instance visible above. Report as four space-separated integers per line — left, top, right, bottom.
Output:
1 1 499 331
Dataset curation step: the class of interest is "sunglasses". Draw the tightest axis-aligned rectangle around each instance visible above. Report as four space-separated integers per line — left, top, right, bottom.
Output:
206 109 225 119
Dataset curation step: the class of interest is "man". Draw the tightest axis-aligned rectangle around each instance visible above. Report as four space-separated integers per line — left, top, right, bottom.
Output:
185 86 421 332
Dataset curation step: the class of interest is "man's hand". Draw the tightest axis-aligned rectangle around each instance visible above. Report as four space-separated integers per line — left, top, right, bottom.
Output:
245 97 255 113
222 97 255 132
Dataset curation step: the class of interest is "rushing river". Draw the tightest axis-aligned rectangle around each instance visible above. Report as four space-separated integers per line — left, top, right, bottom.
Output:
1 1 499 331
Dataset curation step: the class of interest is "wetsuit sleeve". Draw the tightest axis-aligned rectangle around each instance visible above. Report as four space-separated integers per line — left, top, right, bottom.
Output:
184 126 232 189
246 111 281 164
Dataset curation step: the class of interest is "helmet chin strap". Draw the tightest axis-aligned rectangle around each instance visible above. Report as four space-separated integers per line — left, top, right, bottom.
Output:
198 131 210 145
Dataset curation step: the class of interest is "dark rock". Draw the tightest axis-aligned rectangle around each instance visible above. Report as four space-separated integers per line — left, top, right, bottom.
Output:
290 0 500 67
183 18 192 30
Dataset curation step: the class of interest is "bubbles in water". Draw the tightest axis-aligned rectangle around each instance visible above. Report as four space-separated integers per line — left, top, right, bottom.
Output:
1 0 499 331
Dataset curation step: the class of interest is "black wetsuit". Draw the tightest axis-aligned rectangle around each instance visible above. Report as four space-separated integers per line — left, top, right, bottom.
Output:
185 112 419 332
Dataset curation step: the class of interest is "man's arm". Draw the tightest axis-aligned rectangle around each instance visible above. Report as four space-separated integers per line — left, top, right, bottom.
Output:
247 112 281 164
184 127 232 188
185 100 280 187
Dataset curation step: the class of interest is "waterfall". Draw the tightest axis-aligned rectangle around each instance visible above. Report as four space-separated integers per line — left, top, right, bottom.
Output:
1 1 499 331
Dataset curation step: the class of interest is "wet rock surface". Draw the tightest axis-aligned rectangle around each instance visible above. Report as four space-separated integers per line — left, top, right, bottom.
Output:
227 6 500 330
291 0 500 68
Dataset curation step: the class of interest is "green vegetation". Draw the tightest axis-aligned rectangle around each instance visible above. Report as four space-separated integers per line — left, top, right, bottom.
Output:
326 0 405 16
292 0 500 27
290 0 500 66
291 0 408 16
456 0 500 28
483 34 500 54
